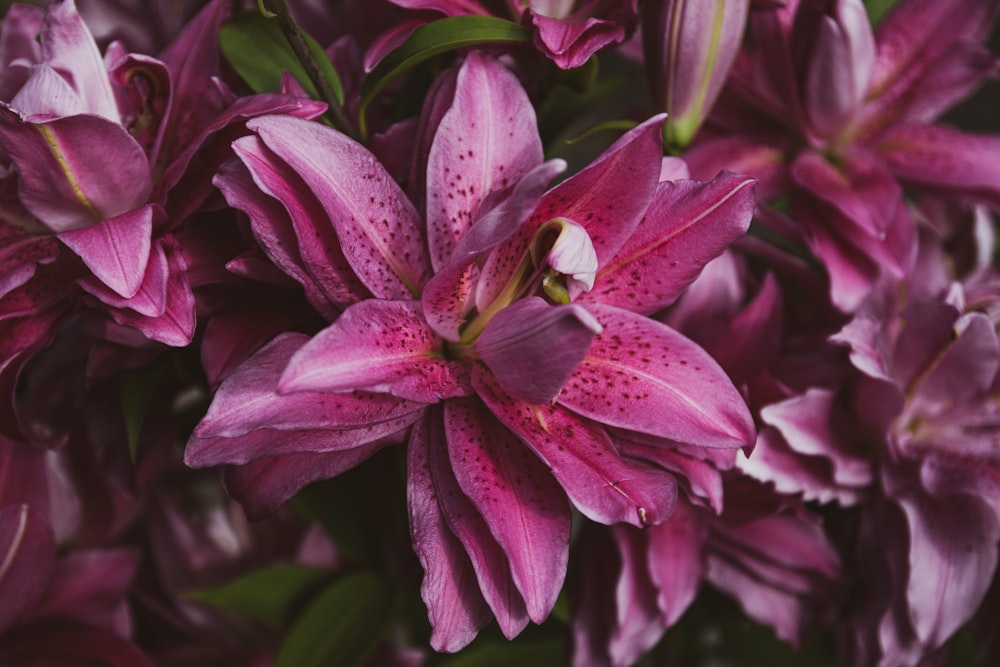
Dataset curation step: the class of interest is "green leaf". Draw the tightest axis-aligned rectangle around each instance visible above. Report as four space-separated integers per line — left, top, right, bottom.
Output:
184 564 332 628
219 10 343 103
864 0 902 24
358 15 533 139
120 361 165 462
273 573 396 667
440 639 566 667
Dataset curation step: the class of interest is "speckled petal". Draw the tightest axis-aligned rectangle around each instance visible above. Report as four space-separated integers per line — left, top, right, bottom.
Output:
476 115 665 311
407 413 492 652
445 396 570 622
558 304 755 448
582 171 755 314
279 299 471 402
426 51 543 270
249 114 430 299
473 366 677 527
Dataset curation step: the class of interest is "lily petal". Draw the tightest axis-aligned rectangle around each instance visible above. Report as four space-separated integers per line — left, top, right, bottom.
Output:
445 397 570 623
249 114 430 298
407 413 492 652
558 304 756 448
474 366 677 527
58 203 153 299
214 154 341 320
878 123 1000 209
422 160 566 342
426 51 544 270
583 171 756 314
474 297 601 405
187 333 425 465
0 109 152 234
426 407 530 639
279 299 471 402
39 0 119 121
225 437 399 519
476 115 665 311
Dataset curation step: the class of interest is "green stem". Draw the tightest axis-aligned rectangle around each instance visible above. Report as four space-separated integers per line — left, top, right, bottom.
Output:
261 0 355 138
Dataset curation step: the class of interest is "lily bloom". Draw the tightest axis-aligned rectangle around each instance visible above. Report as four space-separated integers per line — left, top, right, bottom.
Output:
0 0 326 443
569 478 841 667
831 270 1000 666
685 0 1000 311
187 51 757 650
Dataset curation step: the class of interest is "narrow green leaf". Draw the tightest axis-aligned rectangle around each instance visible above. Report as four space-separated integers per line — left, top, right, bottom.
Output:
184 564 332 628
219 11 343 103
273 573 396 667
358 15 533 139
120 361 164 462
440 638 566 667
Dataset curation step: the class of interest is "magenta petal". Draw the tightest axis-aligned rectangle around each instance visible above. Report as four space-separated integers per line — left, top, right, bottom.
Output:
30 548 137 629
474 366 676 527
225 438 398 519
39 0 119 121
606 525 664 666
646 499 707 627
279 300 471 402
878 123 1000 208
445 397 570 622
230 134 372 311
0 504 56 635
77 232 168 318
558 304 755 448
0 5 43 101
215 150 344 319
153 0 229 166
528 11 627 70
105 236 197 347
870 0 1000 102
422 160 566 342
618 439 725 514
801 0 874 139
0 110 152 233
476 115 665 310
249 114 430 298
908 311 998 417
426 51 543 270
155 93 327 222
407 414 492 652
474 298 601 405
886 465 1000 651
187 333 426 465
583 171 756 314
758 389 874 492
426 407 530 639
792 152 901 240
58 204 153 299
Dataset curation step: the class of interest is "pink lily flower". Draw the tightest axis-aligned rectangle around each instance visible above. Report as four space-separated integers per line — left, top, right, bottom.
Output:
569 478 841 667
0 435 151 666
685 0 1000 311
186 51 757 650
831 272 1000 665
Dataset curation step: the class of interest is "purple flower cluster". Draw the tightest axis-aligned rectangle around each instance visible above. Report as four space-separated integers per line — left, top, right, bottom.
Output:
1 0 999 665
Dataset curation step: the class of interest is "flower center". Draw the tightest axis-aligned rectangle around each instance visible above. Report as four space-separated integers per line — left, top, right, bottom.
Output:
457 217 598 346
